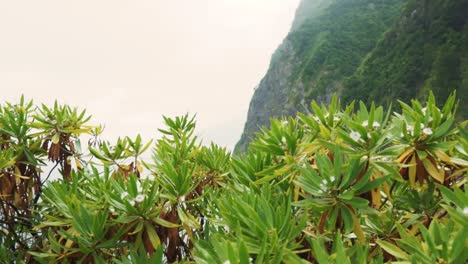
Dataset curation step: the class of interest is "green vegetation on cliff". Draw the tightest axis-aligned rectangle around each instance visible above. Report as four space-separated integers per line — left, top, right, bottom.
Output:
288 0 404 100
236 0 405 153
343 0 468 116
236 0 468 152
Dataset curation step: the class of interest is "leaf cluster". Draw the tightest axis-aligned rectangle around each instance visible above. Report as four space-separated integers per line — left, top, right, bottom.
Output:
1 92 467 263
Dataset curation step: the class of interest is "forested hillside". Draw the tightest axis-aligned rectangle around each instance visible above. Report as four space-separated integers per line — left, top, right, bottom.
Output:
343 0 468 115
236 0 468 152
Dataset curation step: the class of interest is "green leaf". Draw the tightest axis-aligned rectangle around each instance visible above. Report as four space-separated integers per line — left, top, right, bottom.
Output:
345 197 369 210
89 147 111 162
377 240 409 260
145 222 161 249
356 177 387 195
238 239 250 264
432 118 454 139
438 185 465 208
178 207 201 229
421 158 444 183
154 217 180 228
341 206 354 233
339 190 355 200
311 239 329 264
28 252 59 258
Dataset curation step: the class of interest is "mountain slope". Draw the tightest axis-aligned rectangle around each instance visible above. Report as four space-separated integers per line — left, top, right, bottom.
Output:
235 0 404 152
236 0 468 152
342 0 468 113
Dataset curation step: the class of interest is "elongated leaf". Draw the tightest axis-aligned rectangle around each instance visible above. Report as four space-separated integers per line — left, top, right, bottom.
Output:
311 239 329 264
145 222 161 250
450 157 468 167
238 239 250 264
408 154 416 187
421 158 444 183
350 208 365 244
377 240 409 260
177 207 201 229
154 217 180 228
356 177 387 195
438 185 465 208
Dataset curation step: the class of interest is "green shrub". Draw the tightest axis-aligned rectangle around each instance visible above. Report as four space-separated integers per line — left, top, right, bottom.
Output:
0 92 466 263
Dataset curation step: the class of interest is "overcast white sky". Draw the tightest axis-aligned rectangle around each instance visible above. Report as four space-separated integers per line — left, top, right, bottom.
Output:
0 0 300 150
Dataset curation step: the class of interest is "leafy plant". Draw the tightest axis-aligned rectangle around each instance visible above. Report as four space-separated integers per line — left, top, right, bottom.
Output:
1 92 466 263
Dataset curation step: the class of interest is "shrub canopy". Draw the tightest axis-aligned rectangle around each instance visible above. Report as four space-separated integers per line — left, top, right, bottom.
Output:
0 93 467 263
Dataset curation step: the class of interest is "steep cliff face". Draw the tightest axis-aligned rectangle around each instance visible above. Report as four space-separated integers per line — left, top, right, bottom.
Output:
235 0 403 152
236 0 468 152
235 39 298 153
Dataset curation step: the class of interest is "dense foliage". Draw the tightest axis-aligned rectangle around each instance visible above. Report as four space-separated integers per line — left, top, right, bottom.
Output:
287 0 404 101
1 93 467 263
343 0 468 117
